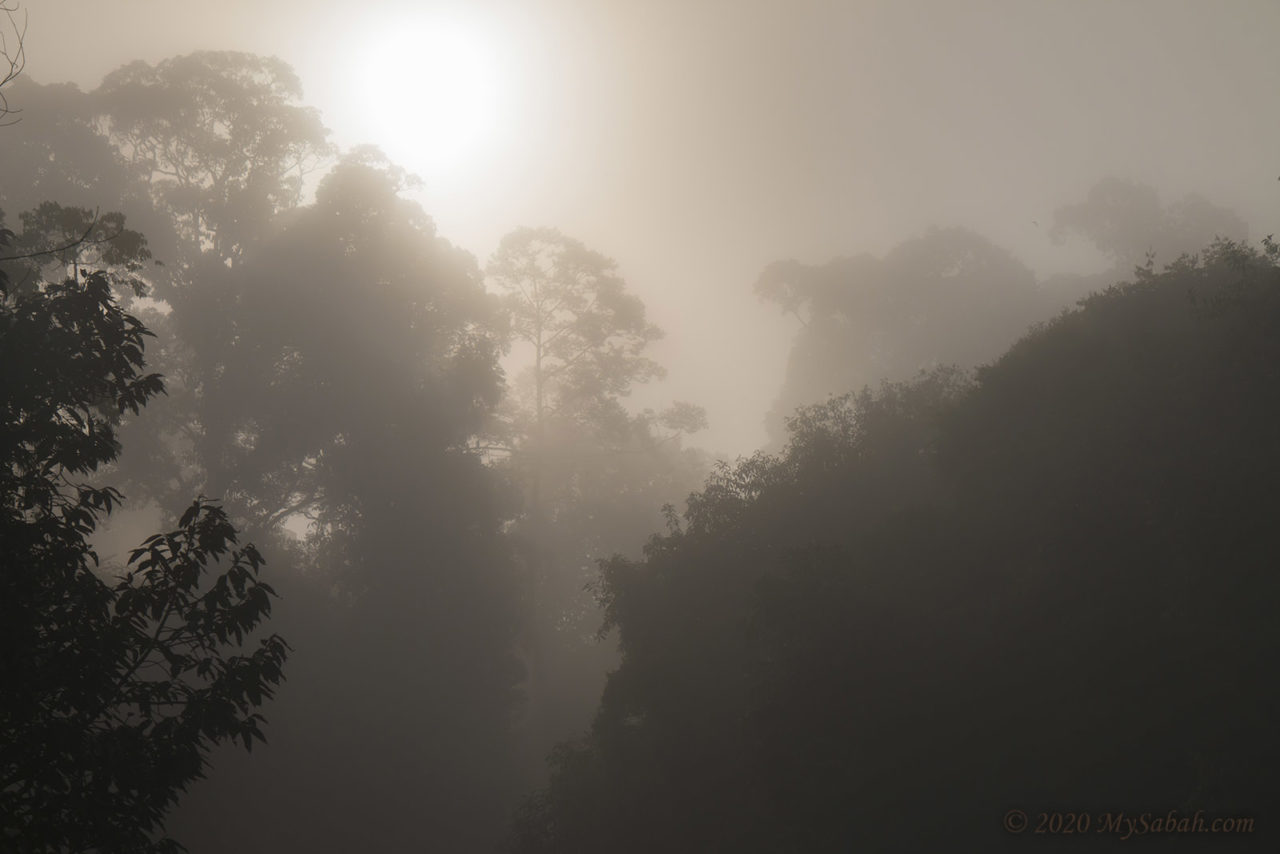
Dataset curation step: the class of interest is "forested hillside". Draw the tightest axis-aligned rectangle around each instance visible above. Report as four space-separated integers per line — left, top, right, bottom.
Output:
2 4 1276 851
514 240 1280 852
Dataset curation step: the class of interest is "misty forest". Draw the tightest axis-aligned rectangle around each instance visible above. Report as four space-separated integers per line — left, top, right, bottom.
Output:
2 1 1278 851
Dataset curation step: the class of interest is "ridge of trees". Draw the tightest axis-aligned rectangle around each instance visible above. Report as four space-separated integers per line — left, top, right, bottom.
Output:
757 182 1251 447
512 237 1280 852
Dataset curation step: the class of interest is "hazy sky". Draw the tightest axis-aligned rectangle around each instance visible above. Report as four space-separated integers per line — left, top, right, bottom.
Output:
20 0 1280 456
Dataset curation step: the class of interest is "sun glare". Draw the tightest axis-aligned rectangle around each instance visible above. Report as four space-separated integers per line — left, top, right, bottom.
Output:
357 18 503 177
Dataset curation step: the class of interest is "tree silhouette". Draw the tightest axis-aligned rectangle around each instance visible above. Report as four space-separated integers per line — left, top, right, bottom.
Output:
1051 177 1249 273
157 151 524 854
486 227 668 515
0 222 287 853
757 227 1045 446
514 237 1280 852
94 51 332 266
486 228 706 783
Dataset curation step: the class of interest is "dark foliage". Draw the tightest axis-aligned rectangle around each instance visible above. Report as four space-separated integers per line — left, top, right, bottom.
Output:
0 232 286 852
514 239 1280 852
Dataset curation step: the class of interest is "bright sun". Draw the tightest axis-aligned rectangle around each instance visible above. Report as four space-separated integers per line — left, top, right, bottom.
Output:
357 19 503 177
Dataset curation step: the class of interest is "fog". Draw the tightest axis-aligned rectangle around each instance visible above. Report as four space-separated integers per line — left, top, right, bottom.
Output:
4 0 1278 851
26 0 1279 457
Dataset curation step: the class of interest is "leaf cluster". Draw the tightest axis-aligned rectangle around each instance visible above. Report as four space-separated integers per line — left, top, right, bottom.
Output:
1 233 286 852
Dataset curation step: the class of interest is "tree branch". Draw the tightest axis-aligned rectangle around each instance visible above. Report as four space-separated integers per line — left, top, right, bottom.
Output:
0 211 125 264
0 3 26 127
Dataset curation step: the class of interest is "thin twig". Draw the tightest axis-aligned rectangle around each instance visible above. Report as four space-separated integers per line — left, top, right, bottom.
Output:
0 3 27 126
0 212 130 264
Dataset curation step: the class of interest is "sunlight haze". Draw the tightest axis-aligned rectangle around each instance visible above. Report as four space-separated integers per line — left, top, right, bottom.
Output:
22 0 1280 456
6 1 1280 852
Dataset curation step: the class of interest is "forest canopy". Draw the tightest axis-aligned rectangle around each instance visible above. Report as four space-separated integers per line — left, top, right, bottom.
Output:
2 13 1277 852
512 238 1280 852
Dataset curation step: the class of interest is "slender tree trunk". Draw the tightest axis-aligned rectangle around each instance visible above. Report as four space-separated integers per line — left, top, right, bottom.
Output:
520 299 550 781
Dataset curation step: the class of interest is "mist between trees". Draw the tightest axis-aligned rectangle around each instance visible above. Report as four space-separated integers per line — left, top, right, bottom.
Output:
2 34 1278 854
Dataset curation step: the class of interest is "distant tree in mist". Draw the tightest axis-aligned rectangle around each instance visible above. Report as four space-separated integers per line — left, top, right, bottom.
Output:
0 50 332 279
757 227 1044 445
0 218 286 853
94 51 332 266
0 78 155 239
512 236 1280 852
159 150 524 854
485 228 708 782
1051 176 1249 272
191 148 505 521
91 53 335 515
488 228 665 432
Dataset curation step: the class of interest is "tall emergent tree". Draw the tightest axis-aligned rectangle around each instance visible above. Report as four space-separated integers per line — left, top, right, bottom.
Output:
0 216 287 853
487 227 665 491
160 150 525 854
91 52 335 513
486 228 707 779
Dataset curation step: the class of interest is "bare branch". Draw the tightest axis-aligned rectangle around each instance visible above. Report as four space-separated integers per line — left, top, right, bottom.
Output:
0 2 27 127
